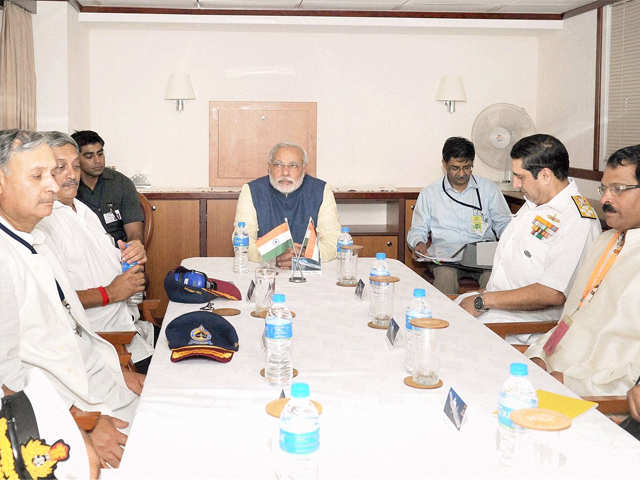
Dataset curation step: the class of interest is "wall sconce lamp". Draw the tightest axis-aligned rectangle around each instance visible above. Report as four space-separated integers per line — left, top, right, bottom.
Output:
165 73 195 112
435 75 466 113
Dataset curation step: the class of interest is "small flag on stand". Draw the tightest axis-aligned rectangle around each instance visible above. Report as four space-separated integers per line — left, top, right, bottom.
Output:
256 222 294 262
302 218 320 262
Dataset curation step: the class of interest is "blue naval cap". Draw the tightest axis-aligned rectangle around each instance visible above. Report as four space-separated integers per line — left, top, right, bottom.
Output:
164 266 242 304
165 311 239 363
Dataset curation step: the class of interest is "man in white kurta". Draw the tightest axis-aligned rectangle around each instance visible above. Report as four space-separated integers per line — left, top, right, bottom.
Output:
0 130 141 468
459 135 601 344
526 145 640 396
34 133 153 367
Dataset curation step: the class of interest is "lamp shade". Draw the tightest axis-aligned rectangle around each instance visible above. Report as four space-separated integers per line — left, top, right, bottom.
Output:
165 73 196 100
435 76 466 102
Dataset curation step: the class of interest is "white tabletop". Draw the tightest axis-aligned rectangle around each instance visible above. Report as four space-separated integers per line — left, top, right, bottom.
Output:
116 258 640 479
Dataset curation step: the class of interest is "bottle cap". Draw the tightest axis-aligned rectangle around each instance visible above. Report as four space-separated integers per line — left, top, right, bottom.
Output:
413 288 426 298
375 252 386 260
341 226 350 233
238 221 246 228
291 382 310 398
510 362 528 376
272 293 285 303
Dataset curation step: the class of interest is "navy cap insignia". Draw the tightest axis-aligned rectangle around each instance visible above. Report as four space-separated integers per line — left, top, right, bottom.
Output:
189 324 213 345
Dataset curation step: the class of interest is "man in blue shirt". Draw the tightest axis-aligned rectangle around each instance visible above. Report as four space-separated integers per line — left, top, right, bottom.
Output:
407 137 512 294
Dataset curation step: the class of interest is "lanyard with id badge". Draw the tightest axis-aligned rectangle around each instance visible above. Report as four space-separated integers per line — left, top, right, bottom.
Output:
442 178 488 235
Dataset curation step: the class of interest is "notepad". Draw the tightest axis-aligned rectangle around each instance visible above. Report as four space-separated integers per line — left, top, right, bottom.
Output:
536 390 598 419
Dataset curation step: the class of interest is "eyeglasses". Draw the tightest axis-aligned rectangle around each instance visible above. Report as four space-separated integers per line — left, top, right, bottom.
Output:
447 165 473 173
269 161 301 171
597 183 640 196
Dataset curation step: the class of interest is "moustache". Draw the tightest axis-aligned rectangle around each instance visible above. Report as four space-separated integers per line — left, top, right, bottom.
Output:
61 179 79 188
602 203 617 213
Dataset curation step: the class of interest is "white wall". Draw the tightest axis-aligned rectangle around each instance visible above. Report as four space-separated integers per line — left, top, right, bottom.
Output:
537 10 597 171
78 23 537 187
34 2 70 131
33 4 601 198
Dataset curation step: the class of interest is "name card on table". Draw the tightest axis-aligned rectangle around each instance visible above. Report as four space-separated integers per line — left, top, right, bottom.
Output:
444 388 467 431
385 318 400 348
355 279 365 299
246 280 255 302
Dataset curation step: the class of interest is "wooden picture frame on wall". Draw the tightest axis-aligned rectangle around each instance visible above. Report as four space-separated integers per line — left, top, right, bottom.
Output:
209 101 317 187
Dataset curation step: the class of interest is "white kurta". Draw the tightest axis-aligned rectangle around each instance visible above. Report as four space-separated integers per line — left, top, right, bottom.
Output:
35 200 153 363
0 215 137 420
526 228 640 396
479 180 601 343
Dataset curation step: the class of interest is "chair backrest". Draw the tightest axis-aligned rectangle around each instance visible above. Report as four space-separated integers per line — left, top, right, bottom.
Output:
138 193 154 249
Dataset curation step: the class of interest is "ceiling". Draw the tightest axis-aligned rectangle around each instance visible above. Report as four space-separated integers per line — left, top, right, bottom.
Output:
75 0 601 15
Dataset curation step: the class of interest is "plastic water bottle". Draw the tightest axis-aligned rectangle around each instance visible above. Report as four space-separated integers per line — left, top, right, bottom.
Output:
278 382 320 480
265 293 293 385
497 362 538 466
233 221 249 273
121 260 143 306
404 288 432 372
369 252 390 285
336 226 354 280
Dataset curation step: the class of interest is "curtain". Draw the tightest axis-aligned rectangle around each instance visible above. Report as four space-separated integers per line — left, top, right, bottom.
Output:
0 1 36 129
605 0 640 157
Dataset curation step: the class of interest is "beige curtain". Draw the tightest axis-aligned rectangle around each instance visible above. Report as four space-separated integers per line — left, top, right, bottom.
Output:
0 1 36 129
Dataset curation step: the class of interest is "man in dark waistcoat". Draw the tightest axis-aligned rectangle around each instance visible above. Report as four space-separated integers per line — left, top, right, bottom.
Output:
234 142 341 268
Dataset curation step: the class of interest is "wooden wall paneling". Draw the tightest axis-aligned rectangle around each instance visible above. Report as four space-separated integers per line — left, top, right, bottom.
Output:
146 199 200 318
209 101 317 187
206 199 238 257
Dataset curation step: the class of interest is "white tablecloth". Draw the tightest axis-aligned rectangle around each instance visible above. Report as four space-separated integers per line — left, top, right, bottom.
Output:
116 258 640 479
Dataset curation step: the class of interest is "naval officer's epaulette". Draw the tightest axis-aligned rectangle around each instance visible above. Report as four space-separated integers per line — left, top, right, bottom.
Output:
571 195 597 219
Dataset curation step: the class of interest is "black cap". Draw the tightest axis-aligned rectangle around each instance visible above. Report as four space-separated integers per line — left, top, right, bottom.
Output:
165 311 239 363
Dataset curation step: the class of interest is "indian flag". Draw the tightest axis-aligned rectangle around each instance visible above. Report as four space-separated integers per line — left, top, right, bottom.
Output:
302 218 320 261
256 222 293 261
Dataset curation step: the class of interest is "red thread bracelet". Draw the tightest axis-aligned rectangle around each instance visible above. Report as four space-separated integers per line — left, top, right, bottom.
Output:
97 286 109 306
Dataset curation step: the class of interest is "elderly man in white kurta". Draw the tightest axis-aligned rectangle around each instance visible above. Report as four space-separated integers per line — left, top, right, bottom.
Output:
526 145 640 396
35 132 153 372
459 135 601 344
0 130 142 469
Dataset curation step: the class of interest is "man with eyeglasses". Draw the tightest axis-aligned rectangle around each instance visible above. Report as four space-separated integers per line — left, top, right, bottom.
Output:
523 144 640 396
72 130 144 245
407 137 512 294
234 142 340 268
460 134 601 345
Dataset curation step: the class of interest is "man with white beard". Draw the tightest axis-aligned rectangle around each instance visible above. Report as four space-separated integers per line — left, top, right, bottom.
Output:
234 142 340 268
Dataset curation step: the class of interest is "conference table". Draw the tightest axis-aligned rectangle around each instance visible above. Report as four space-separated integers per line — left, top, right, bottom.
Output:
115 258 640 479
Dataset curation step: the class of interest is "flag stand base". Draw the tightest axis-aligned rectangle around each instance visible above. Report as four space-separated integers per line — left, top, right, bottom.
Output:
289 275 307 283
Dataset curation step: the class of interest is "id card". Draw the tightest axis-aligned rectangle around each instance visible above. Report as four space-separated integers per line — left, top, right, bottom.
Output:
103 212 117 224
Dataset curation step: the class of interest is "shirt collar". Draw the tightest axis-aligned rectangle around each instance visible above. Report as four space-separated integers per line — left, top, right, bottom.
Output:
0 214 34 244
528 178 577 212
443 175 478 194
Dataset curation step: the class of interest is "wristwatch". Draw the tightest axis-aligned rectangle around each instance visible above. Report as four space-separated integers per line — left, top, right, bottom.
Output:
474 294 487 312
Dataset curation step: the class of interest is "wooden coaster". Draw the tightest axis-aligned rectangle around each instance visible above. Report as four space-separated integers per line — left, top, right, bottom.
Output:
403 376 443 389
259 368 299 378
369 275 400 283
212 308 241 316
409 318 449 329
336 281 358 287
368 321 389 330
510 408 572 432
251 310 296 319
265 398 323 418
